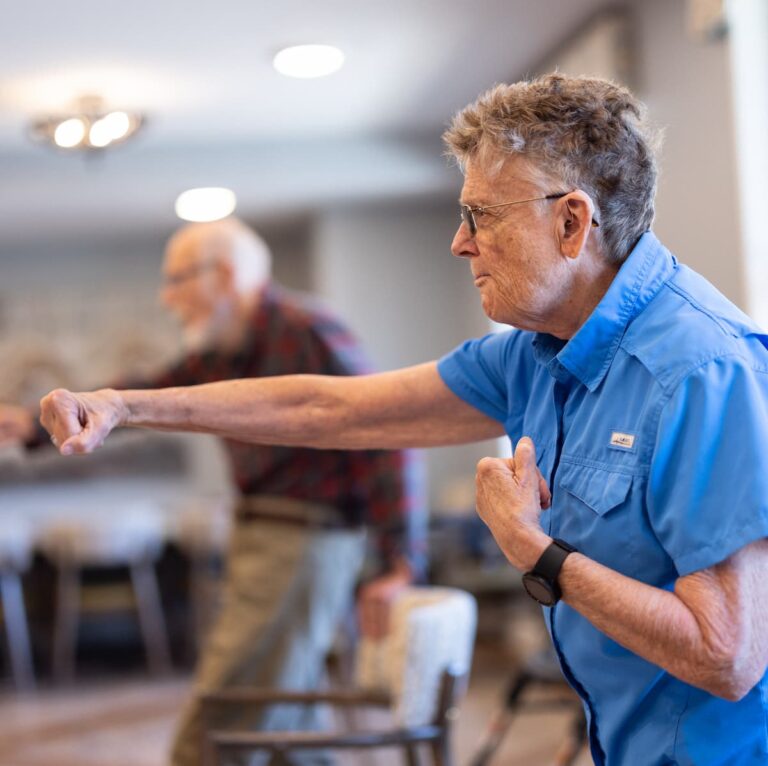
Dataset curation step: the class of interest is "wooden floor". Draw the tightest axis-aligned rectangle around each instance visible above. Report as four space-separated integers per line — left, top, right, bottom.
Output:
0 648 592 766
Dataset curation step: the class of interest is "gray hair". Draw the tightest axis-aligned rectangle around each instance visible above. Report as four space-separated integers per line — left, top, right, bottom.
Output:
443 73 662 263
173 217 272 293
219 218 272 293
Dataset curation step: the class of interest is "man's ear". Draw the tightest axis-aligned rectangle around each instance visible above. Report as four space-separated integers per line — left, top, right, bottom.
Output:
557 191 595 260
214 257 236 292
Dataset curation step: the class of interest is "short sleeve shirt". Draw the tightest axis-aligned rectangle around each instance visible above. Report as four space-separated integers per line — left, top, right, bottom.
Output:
438 233 768 765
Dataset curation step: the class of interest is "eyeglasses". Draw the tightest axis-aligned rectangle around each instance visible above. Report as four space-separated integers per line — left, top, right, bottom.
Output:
459 192 600 237
162 259 219 288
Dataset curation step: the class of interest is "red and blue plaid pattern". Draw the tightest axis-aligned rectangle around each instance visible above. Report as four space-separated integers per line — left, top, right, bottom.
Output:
130 284 426 574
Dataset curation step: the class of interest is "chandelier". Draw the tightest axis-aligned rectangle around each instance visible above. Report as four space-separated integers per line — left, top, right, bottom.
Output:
29 96 144 152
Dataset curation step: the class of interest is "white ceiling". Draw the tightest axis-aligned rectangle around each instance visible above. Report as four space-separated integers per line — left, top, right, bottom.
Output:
0 0 614 241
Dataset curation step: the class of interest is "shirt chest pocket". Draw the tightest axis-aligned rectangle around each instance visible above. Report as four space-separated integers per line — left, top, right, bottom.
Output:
557 461 633 516
556 460 646 571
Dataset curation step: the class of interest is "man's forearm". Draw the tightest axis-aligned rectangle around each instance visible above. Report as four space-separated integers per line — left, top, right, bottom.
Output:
119 375 421 449
121 376 338 446
116 364 504 450
559 551 761 700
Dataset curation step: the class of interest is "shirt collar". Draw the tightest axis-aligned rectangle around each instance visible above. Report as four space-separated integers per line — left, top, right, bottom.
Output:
533 232 677 391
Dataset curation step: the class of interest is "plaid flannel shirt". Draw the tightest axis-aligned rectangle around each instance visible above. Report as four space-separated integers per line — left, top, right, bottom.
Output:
127 284 426 576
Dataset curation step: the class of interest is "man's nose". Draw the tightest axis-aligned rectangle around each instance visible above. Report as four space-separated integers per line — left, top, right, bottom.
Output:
450 221 477 259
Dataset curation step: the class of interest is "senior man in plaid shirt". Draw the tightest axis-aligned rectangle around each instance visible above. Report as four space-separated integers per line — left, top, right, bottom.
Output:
1 217 425 766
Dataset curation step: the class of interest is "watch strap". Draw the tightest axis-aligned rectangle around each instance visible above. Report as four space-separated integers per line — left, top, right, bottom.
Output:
532 538 577 582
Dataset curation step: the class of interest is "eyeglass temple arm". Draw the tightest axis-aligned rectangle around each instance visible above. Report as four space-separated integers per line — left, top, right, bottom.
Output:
545 192 600 227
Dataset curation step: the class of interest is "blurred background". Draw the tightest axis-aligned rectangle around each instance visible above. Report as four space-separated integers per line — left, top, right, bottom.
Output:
0 0 766 764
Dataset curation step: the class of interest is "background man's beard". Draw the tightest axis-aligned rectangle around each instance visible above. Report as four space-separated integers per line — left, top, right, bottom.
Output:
181 321 217 353
179 301 238 353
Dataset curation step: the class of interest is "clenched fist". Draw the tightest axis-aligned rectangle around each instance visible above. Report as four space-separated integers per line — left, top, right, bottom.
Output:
39 388 128 455
475 436 552 572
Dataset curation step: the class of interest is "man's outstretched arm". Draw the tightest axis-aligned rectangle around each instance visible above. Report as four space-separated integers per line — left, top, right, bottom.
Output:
40 361 505 455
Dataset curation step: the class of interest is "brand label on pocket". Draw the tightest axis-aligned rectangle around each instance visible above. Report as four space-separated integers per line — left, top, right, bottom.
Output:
610 431 635 449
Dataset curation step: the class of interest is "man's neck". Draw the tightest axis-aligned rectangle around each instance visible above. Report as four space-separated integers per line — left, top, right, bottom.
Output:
548 259 620 340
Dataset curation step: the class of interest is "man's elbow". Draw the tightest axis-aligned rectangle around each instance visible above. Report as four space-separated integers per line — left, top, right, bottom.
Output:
707 677 752 702
697 653 764 701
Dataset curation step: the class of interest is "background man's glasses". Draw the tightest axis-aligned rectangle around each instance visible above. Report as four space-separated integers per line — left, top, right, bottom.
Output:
162 260 219 288
459 192 600 237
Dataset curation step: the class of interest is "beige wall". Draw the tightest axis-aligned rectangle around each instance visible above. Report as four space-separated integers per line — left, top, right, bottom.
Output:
312 200 498 509
634 0 745 307
727 0 768 326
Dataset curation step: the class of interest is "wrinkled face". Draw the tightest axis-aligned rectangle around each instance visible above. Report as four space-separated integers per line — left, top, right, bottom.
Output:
160 235 233 352
451 155 572 331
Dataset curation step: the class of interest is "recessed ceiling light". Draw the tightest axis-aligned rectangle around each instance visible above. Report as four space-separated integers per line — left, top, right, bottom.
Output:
175 187 237 222
273 44 345 79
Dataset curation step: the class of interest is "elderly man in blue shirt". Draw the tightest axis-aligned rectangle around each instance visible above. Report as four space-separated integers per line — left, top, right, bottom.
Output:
40 74 768 765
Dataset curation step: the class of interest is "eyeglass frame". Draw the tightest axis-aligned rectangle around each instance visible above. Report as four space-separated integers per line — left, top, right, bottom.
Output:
459 191 600 237
161 259 220 289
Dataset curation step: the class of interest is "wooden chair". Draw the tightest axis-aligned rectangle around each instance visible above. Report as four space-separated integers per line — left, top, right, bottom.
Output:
468 647 586 766
37 506 171 682
0 517 35 691
202 586 478 766
170 497 231 657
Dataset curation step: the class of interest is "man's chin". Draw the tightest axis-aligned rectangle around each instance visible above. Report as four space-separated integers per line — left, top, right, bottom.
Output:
479 293 497 321
181 325 216 353
480 298 515 328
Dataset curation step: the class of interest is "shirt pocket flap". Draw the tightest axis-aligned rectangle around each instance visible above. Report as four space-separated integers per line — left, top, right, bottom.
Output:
558 462 633 516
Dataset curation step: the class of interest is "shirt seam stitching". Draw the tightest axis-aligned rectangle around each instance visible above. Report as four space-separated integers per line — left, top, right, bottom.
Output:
560 454 649 475
673 518 768 575
664 280 739 337
641 350 755 468
672 685 691 761
654 348 753 398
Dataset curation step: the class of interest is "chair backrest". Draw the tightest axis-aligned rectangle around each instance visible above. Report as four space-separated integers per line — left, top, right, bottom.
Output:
36 506 166 565
171 498 232 557
0 517 34 571
355 586 477 727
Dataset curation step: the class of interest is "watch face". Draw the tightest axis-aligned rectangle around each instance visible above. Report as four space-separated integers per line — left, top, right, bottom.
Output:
522 573 557 606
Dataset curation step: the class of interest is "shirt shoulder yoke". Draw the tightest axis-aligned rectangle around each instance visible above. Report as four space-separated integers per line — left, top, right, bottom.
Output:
620 263 768 393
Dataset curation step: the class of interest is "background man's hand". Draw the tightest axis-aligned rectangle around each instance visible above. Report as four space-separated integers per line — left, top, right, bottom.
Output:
357 558 412 640
39 389 127 455
475 437 552 572
0 404 35 447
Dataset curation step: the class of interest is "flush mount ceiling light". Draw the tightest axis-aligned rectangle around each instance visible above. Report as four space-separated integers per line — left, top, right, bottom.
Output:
273 44 345 78
175 187 237 223
29 95 144 152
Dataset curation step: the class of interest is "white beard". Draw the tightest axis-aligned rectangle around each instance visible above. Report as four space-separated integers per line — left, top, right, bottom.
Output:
179 301 238 354
181 321 217 354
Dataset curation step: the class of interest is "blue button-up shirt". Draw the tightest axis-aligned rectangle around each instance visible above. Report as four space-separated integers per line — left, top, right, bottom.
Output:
438 232 768 765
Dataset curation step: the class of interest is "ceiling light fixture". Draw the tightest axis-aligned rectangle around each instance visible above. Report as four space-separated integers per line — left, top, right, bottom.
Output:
53 118 86 148
273 44 345 79
175 188 237 223
30 96 144 152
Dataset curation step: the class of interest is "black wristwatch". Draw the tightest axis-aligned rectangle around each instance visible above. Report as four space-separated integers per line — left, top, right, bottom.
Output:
522 538 577 606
